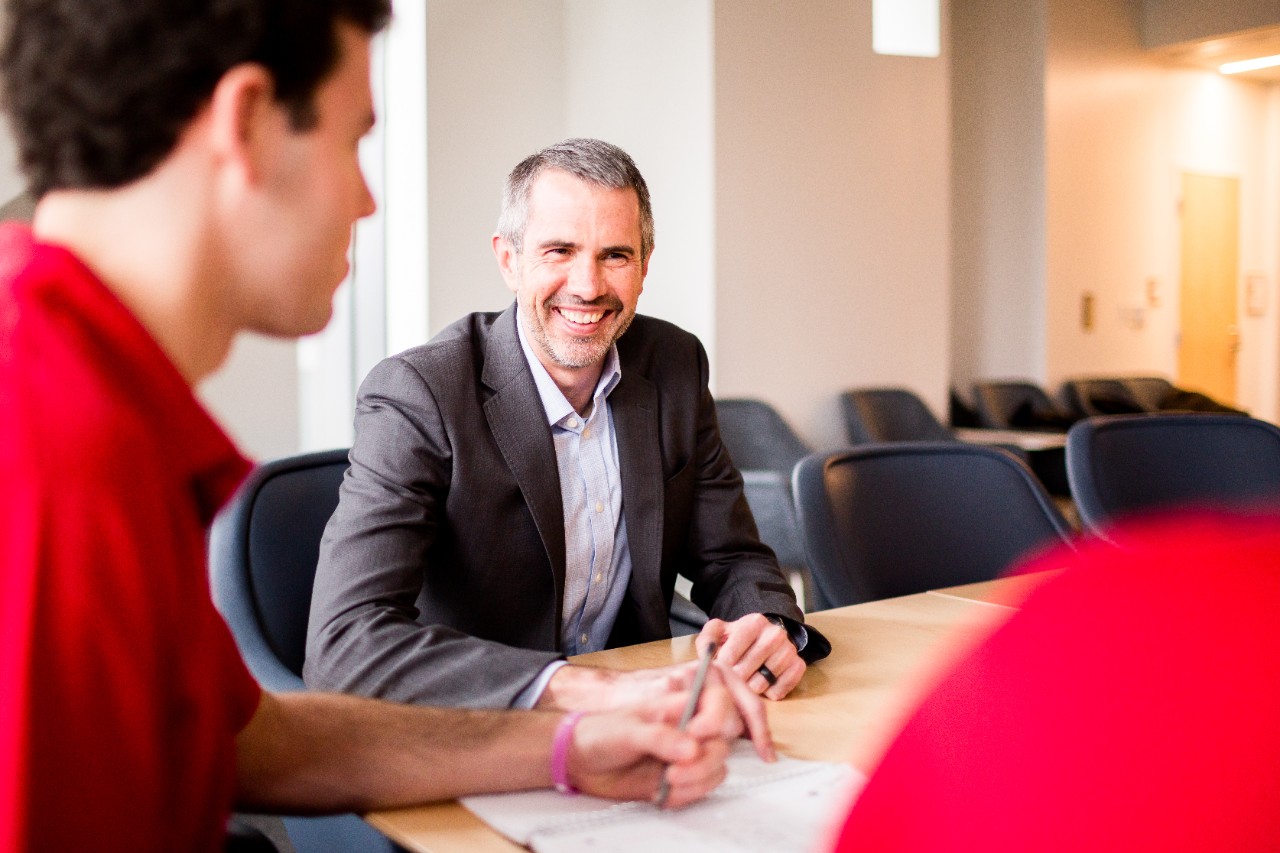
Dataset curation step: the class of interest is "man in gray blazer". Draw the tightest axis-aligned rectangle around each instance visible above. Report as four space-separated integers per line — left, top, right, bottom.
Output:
306 139 828 710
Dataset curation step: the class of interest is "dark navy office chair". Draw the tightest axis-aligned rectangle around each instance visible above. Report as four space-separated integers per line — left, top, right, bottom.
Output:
1066 414 1280 540
715 398 811 569
972 380 1077 431
209 448 402 853
793 443 1074 610
840 387 955 445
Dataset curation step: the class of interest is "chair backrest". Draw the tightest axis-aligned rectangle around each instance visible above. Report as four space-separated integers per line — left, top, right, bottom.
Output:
210 449 402 851
948 387 981 428
715 398 811 474
793 443 1074 609
714 398 812 572
972 380 1076 430
841 388 955 444
1061 378 1145 417
1119 376 1174 411
1066 414 1280 536
209 448 350 691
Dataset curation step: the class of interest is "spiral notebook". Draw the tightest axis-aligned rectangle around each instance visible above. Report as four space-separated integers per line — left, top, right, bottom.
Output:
461 741 863 853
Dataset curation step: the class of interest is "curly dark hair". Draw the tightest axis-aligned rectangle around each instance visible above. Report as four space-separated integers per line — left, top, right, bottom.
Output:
0 0 391 196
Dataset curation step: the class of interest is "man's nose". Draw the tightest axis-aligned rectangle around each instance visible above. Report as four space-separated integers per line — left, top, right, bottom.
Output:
564 256 606 301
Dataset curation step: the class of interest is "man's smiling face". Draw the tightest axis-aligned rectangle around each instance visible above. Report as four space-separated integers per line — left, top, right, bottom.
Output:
497 168 648 383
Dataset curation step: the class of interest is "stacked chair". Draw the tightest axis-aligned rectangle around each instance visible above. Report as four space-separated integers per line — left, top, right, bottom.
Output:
970 379 1076 496
971 380 1077 432
793 443 1074 609
1066 413 1280 542
1062 376 1246 418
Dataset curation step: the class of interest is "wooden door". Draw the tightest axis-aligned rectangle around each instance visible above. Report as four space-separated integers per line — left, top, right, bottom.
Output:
1178 172 1239 404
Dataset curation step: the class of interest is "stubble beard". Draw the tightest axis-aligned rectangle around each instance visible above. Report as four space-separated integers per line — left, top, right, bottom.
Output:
525 298 636 370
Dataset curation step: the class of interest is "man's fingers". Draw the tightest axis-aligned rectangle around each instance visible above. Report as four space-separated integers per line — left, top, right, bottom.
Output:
658 738 730 809
695 619 727 657
712 662 775 761
763 658 806 701
710 614 770 671
747 641 803 696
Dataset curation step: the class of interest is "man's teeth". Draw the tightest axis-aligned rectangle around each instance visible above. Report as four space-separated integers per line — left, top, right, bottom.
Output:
559 309 605 324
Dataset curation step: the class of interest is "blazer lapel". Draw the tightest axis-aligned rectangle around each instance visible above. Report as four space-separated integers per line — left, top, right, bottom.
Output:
481 306 568 635
610 370 667 635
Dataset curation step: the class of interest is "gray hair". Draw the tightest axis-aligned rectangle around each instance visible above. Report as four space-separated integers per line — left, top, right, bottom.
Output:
497 138 655 260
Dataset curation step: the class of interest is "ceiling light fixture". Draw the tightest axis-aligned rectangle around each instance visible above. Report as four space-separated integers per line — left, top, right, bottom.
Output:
1219 54 1280 74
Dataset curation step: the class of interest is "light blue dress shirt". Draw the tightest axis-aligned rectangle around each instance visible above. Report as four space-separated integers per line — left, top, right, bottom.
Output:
511 317 634 706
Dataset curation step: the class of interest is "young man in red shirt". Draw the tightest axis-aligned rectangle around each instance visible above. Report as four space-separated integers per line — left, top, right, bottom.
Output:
0 2 770 849
832 515 1280 851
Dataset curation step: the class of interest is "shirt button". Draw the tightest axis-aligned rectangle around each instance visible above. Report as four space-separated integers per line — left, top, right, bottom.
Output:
567 418 579 429
580 633 590 645
595 501 604 513
595 572 603 583
583 428 592 439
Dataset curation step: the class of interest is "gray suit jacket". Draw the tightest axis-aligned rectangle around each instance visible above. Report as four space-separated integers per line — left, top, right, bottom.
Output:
304 306 807 707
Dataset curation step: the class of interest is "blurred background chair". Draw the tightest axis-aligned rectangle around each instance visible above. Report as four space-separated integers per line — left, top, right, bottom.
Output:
715 397 814 609
970 379 1077 497
793 443 1074 610
1066 413 1280 540
1118 376 1174 411
209 449 400 853
1062 376 1246 418
1061 378 1145 417
841 387 955 445
972 380 1077 431
948 386 981 428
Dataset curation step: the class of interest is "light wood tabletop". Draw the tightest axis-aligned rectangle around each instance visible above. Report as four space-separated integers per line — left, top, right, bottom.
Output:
364 579 1037 852
953 427 1068 451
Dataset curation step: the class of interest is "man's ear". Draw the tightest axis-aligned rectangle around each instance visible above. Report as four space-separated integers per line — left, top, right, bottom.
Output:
492 233 521 293
206 63 282 187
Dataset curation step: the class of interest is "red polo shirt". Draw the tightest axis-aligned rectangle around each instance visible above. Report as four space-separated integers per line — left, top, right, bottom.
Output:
0 224 261 851
833 515 1280 851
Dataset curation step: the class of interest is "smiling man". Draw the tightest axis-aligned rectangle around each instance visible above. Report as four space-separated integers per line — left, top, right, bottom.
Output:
306 139 830 713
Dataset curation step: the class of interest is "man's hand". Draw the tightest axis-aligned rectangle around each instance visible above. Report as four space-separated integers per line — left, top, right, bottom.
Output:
697 614 806 700
566 666 774 808
539 660 774 761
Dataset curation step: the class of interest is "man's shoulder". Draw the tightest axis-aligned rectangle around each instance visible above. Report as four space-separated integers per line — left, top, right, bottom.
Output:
617 314 704 371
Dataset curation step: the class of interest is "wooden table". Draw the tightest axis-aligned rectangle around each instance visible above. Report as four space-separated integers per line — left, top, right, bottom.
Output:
365 575 1049 852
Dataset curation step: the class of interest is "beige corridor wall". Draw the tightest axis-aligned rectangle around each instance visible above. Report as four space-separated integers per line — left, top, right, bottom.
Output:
949 0 1047 392
714 0 952 449
1046 0 1280 419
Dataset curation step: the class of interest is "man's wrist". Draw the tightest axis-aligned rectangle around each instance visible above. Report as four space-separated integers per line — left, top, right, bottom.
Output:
764 614 831 664
537 665 620 712
764 613 807 652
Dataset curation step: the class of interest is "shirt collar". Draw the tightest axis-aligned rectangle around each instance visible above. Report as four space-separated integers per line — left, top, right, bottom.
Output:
516 310 621 427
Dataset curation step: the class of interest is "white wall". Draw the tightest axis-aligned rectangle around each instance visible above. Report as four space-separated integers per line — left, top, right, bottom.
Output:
563 0 715 349
1045 0 1280 418
714 0 953 448
950 0 1047 391
426 1 566 331
424 0 716 348
198 335 300 459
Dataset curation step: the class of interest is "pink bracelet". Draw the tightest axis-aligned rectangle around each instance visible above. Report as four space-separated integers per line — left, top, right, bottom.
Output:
551 710 586 795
